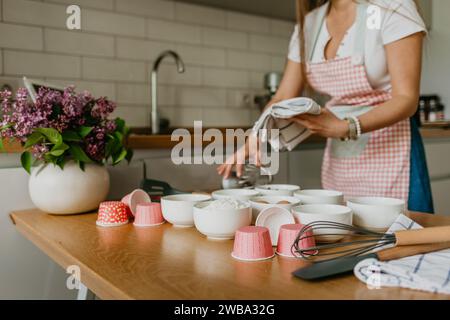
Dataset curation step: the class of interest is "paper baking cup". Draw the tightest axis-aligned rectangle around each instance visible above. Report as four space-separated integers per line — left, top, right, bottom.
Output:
121 189 151 217
134 203 165 227
232 226 274 261
96 201 129 227
276 223 316 258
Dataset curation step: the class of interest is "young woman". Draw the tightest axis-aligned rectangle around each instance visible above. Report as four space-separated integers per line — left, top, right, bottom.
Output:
217 0 434 213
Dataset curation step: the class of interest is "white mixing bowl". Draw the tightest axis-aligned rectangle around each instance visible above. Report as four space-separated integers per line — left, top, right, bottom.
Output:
161 194 211 227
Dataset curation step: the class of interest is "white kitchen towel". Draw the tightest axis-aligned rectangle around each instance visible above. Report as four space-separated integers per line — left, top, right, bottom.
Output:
354 214 450 295
251 97 321 151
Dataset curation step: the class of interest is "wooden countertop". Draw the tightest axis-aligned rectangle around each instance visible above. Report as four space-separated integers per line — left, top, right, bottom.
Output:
2 127 450 152
9 209 450 300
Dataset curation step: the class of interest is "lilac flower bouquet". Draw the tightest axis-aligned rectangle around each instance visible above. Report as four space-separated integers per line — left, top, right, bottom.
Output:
0 86 132 173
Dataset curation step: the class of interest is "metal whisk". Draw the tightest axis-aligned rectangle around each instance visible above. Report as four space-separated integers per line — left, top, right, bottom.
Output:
290 221 398 262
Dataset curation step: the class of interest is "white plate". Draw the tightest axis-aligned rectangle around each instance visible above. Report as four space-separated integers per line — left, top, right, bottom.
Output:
255 207 295 246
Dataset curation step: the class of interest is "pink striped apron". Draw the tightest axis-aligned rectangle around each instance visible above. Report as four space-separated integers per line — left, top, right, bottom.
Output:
306 3 411 202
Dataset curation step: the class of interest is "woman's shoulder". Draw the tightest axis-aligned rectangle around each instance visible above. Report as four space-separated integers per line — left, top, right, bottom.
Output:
369 0 422 17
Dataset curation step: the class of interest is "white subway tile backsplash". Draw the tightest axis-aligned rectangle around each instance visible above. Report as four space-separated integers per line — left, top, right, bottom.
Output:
271 55 286 72
117 37 172 61
249 34 290 54
249 71 265 90
270 19 295 37
202 108 252 127
226 50 271 71
227 89 255 108
117 82 150 105
45 29 114 57
117 82 179 107
51 79 116 100
202 27 247 49
3 0 66 28
174 86 227 108
0 23 43 50
175 2 225 28
226 11 270 34
176 44 225 67
84 9 146 37
116 0 174 20
0 0 291 128
82 57 146 82
113 105 149 127
157 63 202 86
147 18 201 44
160 106 203 127
45 0 114 10
4 50 81 78
203 68 249 89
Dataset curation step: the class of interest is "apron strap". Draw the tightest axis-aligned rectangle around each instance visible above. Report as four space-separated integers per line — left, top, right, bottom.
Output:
307 2 329 62
352 2 369 65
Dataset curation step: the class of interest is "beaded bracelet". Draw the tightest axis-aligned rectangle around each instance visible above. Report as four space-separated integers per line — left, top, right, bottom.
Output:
350 116 362 139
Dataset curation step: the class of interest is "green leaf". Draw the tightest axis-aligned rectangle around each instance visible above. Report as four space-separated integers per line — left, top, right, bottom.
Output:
115 118 125 133
78 126 93 138
21 151 32 174
112 148 127 165
125 149 133 163
105 138 115 158
56 157 67 170
78 161 85 172
50 143 69 157
69 144 92 163
0 138 4 152
35 128 62 145
62 130 82 142
24 132 44 149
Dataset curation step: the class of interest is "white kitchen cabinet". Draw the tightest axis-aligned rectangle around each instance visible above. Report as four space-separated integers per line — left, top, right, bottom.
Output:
0 161 145 299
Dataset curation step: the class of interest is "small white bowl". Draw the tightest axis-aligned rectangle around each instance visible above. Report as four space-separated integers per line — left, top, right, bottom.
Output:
249 196 301 223
347 197 405 232
293 189 343 205
292 204 353 242
255 184 300 196
193 201 252 240
161 194 211 227
212 188 259 201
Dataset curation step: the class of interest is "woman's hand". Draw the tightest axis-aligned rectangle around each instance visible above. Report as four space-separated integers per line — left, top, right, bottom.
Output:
292 107 349 139
217 135 261 179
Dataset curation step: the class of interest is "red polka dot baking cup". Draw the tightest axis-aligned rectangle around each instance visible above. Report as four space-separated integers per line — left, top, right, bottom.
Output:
96 201 129 227
276 223 316 258
232 226 274 261
121 189 151 217
134 203 165 227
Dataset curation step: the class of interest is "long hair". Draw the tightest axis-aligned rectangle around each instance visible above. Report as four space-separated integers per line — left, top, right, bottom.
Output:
295 0 424 86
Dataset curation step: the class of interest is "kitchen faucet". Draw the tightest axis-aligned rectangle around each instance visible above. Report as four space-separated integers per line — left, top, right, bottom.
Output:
151 50 185 134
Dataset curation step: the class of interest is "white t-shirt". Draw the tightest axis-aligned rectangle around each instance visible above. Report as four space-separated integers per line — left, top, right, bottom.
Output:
287 0 426 92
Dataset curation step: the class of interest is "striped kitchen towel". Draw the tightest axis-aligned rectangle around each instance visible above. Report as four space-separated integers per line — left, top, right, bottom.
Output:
354 214 450 295
251 97 321 151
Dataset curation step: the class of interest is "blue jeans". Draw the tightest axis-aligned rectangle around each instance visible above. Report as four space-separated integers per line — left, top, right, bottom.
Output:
408 117 434 213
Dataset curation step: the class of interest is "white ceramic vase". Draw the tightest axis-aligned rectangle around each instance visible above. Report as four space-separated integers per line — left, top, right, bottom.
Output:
28 161 110 214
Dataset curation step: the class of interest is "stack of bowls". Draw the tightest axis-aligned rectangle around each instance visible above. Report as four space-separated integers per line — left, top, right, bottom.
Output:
255 184 300 196
249 195 300 223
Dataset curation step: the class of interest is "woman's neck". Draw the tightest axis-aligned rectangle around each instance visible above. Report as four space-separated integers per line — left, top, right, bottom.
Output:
330 0 355 12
